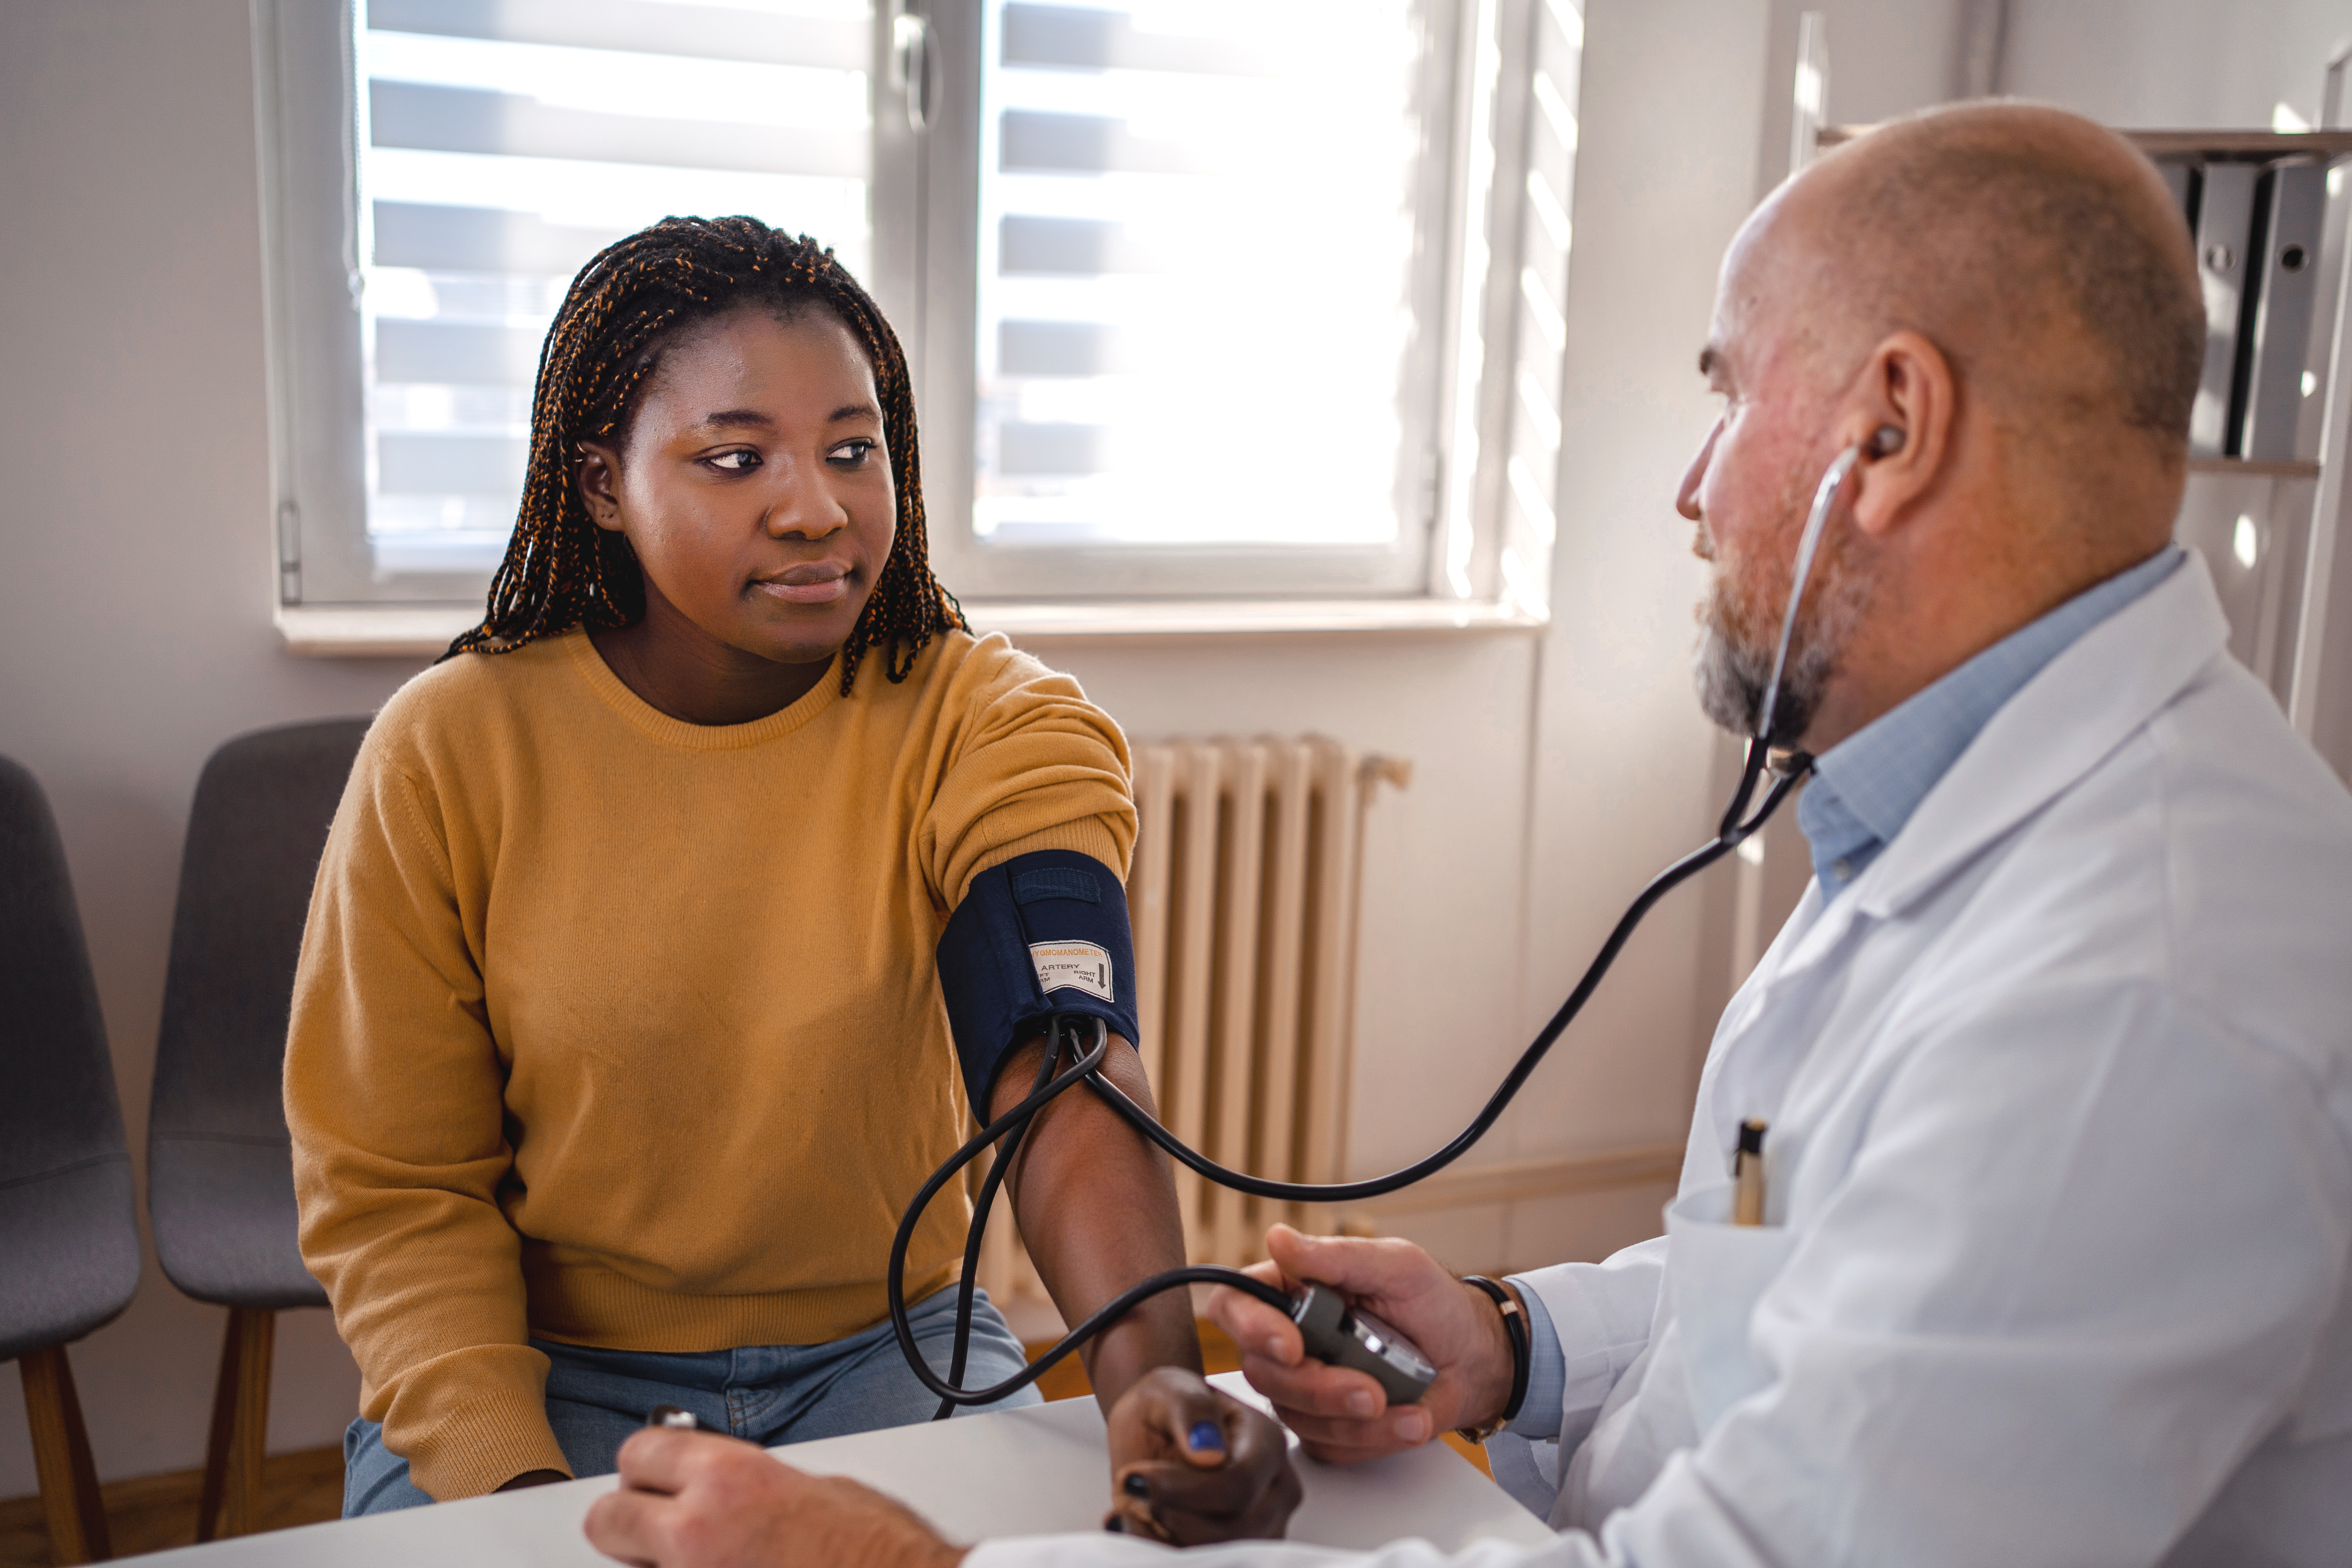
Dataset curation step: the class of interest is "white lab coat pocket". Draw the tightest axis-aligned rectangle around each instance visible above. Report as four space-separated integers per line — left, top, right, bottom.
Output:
1667 1183 1800 1435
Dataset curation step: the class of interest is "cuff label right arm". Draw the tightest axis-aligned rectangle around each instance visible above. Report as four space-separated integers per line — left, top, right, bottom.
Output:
1030 941 1115 1002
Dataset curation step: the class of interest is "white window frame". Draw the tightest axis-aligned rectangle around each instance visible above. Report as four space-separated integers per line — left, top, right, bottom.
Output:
256 0 1579 650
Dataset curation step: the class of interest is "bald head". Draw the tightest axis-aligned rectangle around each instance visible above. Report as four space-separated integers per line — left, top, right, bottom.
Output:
1757 103 2203 474
1684 104 2206 751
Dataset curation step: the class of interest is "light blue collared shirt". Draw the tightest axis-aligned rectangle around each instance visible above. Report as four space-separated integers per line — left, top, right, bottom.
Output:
1795 545 2183 898
1503 544 2184 1443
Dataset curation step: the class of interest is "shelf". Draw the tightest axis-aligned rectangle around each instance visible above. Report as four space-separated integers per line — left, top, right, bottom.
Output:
1818 126 2352 162
2187 457 2323 479
2123 130 2352 161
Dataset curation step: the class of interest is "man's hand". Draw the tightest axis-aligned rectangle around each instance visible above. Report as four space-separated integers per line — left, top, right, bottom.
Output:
1205 1224 1517 1463
583 1428 965 1568
1103 1367 1301 1543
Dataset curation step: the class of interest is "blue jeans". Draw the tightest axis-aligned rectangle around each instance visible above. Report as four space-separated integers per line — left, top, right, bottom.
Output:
343 1286 1037 1515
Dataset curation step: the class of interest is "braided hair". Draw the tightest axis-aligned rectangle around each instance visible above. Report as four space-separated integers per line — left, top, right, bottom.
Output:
444 216 964 693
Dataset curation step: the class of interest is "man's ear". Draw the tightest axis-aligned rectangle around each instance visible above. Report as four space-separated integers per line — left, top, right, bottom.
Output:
1840 330 1953 539
577 441 626 532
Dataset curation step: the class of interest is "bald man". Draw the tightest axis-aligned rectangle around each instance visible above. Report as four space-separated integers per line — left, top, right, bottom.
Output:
582 103 2352 1568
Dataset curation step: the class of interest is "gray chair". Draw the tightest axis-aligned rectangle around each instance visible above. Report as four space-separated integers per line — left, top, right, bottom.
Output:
0 756 142 1565
148 719 368 1541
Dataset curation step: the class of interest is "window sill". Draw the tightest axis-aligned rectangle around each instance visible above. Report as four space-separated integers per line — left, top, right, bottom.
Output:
962 596 1548 638
277 603 480 657
276 596 1549 657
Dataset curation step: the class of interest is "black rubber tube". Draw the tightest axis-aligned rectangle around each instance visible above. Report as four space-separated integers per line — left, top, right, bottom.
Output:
1074 757 1808 1204
894 745 1811 1406
931 1032 1065 1419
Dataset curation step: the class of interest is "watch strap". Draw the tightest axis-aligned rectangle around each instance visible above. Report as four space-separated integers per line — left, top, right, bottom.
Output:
1457 1275 1529 1443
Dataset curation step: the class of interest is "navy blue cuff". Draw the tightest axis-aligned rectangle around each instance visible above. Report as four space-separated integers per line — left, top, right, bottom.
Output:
936 849 1141 1117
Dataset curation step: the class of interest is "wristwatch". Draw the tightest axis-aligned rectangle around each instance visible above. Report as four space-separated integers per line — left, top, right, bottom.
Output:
1456 1276 1530 1444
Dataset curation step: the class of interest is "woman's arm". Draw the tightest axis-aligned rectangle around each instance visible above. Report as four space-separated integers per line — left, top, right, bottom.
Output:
287 738 570 1501
991 1032 1199 1400
993 1034 1299 1543
927 646 1298 1539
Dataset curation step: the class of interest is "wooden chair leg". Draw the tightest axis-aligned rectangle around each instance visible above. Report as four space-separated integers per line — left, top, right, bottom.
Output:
194 1307 275 1541
18 1345 112 1565
193 1311 241 1542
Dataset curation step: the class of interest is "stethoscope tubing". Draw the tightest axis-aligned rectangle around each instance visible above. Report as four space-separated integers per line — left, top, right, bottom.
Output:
1071 762 1808 1206
897 443 1868 1408
886 1015 1293 1408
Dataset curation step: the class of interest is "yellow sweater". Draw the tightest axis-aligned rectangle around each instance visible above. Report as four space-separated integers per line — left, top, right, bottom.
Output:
285 629 1133 1503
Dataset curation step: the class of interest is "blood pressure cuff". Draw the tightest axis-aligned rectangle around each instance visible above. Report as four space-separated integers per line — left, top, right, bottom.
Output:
937 849 1140 1117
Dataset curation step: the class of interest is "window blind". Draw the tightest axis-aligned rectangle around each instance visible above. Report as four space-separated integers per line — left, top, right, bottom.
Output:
973 0 1446 550
1493 0 1580 609
358 0 874 575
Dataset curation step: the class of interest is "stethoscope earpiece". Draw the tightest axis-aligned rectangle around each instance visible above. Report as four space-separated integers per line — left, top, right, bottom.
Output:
1740 424 1899 761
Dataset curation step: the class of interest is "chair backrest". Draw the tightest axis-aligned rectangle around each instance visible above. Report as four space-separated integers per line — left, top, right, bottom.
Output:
148 719 369 1310
0 754 140 1358
150 719 370 1145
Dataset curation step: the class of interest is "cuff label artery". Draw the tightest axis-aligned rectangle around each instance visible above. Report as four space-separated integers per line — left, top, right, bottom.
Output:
1031 940 1115 1002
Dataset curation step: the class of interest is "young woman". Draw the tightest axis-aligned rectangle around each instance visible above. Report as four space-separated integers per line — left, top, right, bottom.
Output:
286 216 1294 1542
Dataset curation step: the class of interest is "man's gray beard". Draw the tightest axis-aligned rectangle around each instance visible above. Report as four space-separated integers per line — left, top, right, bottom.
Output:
1695 547 1875 749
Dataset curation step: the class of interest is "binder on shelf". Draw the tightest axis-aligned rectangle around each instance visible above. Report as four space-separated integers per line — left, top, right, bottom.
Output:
2236 163 2327 462
2158 160 2193 227
2189 162 2258 458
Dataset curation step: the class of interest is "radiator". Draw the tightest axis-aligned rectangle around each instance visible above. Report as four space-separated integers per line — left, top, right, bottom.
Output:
971 735 1408 1310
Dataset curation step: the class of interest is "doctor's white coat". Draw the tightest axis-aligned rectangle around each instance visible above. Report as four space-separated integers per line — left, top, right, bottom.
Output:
976 551 2352 1567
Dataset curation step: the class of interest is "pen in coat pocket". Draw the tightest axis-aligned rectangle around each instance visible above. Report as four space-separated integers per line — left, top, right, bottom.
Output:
1733 1119 1768 1226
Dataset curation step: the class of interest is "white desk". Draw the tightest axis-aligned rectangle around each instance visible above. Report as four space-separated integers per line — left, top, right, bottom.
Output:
136 1376 1549 1565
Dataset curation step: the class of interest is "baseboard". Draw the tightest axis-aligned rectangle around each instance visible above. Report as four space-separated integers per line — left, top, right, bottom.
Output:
0 1445 343 1565
1344 1143 1683 1217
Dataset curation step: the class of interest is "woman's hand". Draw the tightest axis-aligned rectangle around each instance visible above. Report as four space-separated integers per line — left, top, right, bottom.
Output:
1205 1224 1519 1464
583 1428 965 1568
1102 1367 1301 1543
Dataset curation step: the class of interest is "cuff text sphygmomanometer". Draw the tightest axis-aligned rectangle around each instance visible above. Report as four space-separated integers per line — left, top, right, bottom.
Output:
894 439 1882 1418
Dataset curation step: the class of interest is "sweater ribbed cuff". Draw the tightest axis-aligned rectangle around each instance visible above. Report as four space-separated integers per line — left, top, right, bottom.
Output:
396 1357 572 1503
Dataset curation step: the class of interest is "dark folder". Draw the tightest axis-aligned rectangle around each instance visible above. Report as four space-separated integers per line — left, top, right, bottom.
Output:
2236 163 2327 462
2190 163 2258 458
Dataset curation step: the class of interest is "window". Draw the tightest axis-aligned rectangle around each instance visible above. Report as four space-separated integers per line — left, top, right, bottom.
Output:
255 0 1581 624
256 0 878 605
360 0 874 579
973 4 1439 554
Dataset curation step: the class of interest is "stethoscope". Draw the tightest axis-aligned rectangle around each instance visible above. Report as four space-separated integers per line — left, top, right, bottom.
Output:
889 432 1892 1412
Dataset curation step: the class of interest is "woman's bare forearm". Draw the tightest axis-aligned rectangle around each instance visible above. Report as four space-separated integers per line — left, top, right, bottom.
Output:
991 1034 1201 1413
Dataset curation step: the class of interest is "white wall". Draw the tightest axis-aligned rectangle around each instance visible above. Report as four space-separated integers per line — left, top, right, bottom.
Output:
1501 0 1772 1268
0 0 413 1498
2002 0 2352 127
1756 0 1970 199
